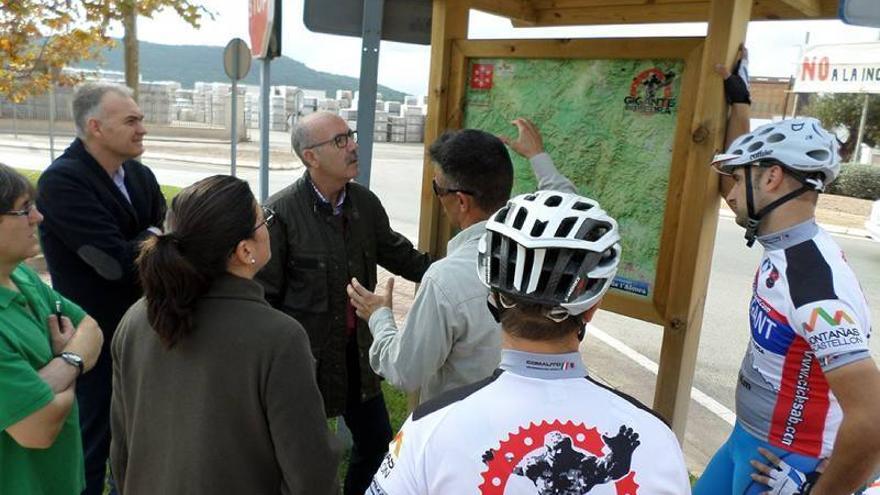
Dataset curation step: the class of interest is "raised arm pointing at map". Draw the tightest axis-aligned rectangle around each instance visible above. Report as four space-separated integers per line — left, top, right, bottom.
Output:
347 117 575 406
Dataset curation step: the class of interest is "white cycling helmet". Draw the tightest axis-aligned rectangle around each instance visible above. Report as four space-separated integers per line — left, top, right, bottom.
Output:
711 117 841 247
711 117 841 188
477 191 621 318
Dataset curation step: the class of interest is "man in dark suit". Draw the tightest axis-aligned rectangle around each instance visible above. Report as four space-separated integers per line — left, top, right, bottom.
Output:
36 83 166 495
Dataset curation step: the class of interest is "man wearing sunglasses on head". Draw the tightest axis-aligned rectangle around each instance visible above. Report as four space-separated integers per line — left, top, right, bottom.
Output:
347 117 576 406
256 111 432 495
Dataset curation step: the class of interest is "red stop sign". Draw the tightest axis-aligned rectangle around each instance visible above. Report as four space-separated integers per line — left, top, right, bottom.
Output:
249 0 274 58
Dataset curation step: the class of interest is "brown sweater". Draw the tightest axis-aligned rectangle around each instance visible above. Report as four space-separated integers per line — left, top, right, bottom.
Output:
110 274 340 494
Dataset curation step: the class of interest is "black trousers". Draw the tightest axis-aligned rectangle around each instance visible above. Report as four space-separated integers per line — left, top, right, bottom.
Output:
341 338 393 495
77 347 115 495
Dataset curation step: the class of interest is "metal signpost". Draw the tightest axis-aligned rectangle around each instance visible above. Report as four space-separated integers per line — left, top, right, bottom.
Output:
354 0 384 187
249 0 282 202
223 38 252 177
48 84 56 161
303 0 431 187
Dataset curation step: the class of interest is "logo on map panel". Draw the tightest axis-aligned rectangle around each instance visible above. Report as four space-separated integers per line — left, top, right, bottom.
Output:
624 68 677 114
480 421 641 494
471 64 495 90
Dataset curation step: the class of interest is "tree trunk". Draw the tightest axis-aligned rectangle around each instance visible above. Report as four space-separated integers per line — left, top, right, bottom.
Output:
122 5 139 101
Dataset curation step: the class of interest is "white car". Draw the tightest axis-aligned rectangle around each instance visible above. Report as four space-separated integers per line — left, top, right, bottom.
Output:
867 200 880 242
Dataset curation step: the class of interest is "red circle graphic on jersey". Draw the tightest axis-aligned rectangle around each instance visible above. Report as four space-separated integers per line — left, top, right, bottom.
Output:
479 420 640 494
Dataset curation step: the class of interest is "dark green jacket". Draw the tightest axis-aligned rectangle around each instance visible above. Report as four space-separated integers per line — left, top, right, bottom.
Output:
257 173 431 416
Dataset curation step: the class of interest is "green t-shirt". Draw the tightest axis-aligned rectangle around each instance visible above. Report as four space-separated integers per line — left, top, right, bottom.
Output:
0 263 87 495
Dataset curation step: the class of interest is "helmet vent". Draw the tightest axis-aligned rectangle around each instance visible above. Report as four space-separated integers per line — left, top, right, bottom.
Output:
523 194 537 202
767 133 785 143
503 240 518 288
572 201 593 211
556 217 577 237
759 126 776 136
740 134 755 144
566 250 586 275
494 206 510 224
513 208 528 229
747 141 764 152
544 195 562 207
530 220 548 237
807 149 830 161
733 149 744 156
537 249 557 295
585 224 609 242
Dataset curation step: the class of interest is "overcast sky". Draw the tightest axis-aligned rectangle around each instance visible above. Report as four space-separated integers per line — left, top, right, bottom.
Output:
111 0 880 96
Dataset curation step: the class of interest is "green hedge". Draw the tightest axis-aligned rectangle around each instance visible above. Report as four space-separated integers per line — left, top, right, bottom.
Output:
826 164 880 200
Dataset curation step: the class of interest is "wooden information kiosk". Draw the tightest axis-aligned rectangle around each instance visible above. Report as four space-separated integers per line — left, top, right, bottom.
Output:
417 0 839 438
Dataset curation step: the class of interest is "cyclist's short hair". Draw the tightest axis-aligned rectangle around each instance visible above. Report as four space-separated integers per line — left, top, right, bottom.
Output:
499 300 584 341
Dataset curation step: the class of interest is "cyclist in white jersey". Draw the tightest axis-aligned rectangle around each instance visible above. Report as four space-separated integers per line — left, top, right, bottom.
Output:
367 190 690 494
692 117 880 495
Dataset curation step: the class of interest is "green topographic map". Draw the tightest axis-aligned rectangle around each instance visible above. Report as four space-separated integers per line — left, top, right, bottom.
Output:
464 57 685 299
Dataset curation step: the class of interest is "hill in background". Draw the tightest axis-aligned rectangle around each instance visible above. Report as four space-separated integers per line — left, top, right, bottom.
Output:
75 39 408 102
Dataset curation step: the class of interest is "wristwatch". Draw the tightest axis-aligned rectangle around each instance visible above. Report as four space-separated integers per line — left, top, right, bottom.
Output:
57 352 84 376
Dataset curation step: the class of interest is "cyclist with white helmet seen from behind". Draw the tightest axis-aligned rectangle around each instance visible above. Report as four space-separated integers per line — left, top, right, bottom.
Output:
366 191 690 494
693 117 880 495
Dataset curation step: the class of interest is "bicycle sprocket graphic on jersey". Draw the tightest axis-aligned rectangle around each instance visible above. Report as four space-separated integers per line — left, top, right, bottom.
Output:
479 420 641 494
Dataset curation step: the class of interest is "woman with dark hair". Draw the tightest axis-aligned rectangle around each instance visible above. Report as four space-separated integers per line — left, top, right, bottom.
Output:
0 164 103 494
110 175 340 494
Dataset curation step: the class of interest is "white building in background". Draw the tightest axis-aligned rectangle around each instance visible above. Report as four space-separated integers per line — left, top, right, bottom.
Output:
0 71 428 142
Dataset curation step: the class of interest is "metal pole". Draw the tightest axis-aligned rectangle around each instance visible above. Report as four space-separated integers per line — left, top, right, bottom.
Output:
48 84 56 161
259 58 271 202
790 31 810 119
231 77 238 177
354 0 385 188
783 76 793 118
854 93 870 164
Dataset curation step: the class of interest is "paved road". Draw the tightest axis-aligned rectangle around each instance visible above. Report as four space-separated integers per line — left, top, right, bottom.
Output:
3 133 878 474
588 217 880 472
0 133 425 240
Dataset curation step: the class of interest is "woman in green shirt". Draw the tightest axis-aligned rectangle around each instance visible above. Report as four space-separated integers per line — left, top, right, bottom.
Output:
0 164 103 494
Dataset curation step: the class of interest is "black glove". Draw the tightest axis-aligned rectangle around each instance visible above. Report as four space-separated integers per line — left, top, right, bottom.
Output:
724 58 751 105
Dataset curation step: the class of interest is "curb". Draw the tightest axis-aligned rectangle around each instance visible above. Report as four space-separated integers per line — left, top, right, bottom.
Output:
0 140 301 171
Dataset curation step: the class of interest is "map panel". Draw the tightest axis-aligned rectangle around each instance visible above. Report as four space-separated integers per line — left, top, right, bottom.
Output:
464 57 685 299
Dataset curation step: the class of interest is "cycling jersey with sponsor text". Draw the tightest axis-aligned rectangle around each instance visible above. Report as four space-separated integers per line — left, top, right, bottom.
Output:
367 349 690 494
737 221 872 458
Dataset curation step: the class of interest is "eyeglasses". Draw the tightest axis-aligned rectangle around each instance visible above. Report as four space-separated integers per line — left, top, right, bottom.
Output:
305 129 357 150
431 179 475 197
251 206 276 233
3 203 36 217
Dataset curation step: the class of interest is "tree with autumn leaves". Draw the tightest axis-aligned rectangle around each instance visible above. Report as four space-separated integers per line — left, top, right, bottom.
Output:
0 0 210 103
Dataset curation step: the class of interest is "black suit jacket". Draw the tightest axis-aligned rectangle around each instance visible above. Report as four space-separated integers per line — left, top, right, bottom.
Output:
36 138 166 342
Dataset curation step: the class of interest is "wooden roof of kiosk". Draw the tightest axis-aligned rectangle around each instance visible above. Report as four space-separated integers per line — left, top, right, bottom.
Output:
417 0 839 439
469 0 838 26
